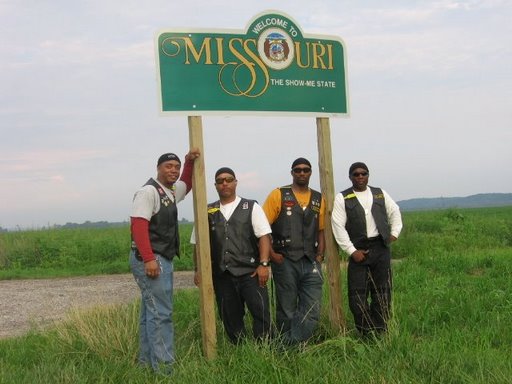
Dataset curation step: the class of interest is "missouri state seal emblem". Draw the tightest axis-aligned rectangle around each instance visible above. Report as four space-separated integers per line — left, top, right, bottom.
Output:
257 28 295 70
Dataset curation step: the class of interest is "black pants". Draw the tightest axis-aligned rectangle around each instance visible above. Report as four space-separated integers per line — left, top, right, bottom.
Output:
347 240 392 334
212 271 271 343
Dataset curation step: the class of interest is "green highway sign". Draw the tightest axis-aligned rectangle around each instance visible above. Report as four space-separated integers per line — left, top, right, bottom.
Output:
156 10 348 117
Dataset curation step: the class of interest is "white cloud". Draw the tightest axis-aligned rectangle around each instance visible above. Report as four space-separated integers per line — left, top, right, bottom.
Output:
0 149 113 175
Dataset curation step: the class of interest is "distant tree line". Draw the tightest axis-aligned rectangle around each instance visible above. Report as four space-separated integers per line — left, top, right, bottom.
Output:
3 193 510 232
0 218 193 232
54 221 130 229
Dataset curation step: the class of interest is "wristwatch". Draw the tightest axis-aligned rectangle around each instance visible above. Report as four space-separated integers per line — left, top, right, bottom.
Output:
259 261 270 267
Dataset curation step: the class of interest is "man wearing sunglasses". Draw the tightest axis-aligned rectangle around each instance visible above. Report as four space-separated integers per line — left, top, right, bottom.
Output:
262 157 325 346
193 167 272 344
331 162 402 338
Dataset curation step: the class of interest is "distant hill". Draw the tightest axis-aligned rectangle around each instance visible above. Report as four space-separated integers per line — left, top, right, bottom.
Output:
397 193 512 211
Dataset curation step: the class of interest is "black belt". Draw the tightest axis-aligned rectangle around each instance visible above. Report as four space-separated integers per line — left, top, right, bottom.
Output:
355 236 383 249
132 247 172 262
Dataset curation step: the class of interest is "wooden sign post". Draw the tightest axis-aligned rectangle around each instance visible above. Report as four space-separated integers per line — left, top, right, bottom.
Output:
188 116 217 360
317 117 346 332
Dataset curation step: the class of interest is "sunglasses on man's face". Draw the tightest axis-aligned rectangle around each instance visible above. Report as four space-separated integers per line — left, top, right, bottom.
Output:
215 176 236 185
351 172 369 177
292 167 312 174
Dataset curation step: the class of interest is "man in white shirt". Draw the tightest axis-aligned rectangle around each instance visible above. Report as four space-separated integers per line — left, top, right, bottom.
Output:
192 167 272 343
332 162 402 337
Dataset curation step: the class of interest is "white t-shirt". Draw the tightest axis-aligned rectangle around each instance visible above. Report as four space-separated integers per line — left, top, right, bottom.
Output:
131 179 188 220
190 196 271 244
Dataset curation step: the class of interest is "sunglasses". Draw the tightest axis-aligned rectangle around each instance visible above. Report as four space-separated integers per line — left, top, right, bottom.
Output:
352 172 369 177
292 167 312 174
215 176 236 185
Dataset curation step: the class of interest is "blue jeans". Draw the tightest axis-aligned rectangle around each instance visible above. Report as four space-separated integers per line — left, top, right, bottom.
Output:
271 257 323 344
130 251 174 374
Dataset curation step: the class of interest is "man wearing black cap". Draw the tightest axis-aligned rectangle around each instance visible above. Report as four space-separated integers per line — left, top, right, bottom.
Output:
192 167 272 343
262 157 325 345
331 162 402 337
129 148 199 374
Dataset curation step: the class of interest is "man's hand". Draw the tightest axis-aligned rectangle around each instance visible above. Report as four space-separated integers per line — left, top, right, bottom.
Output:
251 266 270 287
270 251 284 265
144 259 161 278
185 148 200 162
351 249 369 263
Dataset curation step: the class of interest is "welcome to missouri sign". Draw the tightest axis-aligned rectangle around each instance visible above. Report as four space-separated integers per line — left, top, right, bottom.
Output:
156 10 348 117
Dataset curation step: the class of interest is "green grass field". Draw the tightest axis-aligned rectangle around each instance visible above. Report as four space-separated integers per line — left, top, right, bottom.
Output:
0 207 511 383
0 223 195 279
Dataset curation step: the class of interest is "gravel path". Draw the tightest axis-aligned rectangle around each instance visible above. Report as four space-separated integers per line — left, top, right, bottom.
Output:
0 271 196 339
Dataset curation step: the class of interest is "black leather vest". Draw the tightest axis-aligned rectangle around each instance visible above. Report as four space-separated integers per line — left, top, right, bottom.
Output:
341 186 391 248
270 186 321 262
208 198 259 277
145 178 180 260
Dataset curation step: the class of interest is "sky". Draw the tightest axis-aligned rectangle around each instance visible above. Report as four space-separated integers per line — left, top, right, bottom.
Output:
1 0 511 229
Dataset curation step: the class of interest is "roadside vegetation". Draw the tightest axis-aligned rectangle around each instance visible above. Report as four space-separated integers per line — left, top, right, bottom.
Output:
0 224 194 279
0 207 511 383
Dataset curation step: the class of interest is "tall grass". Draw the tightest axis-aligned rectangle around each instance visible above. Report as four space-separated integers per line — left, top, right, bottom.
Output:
1 207 511 383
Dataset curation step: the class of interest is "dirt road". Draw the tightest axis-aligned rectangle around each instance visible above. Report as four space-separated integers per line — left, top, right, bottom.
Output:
0 271 196 339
